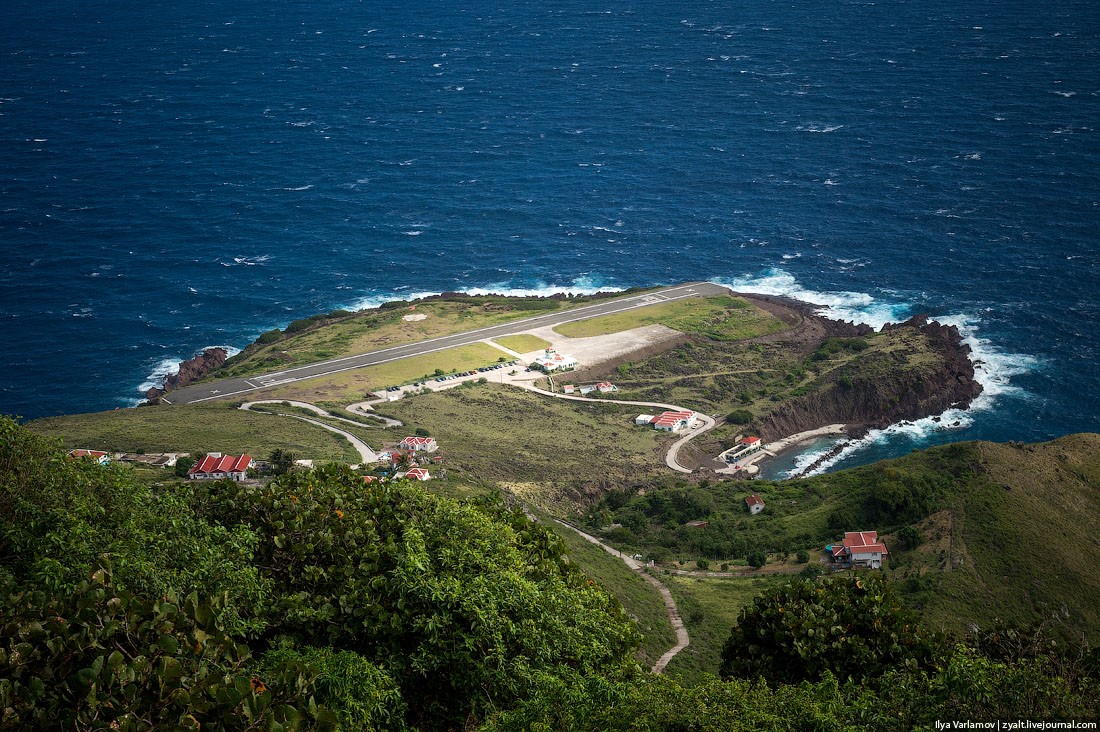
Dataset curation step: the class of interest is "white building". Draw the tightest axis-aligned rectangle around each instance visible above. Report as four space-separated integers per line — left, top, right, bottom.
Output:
532 348 578 373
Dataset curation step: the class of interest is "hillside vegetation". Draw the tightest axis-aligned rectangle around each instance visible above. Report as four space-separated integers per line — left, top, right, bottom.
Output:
585 434 1100 650
3 418 1097 730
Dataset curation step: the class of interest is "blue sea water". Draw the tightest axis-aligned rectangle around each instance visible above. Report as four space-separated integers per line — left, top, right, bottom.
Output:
2 0 1097 473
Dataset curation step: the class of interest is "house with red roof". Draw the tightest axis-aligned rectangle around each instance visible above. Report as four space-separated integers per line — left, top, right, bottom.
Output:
596 381 617 393
403 467 431 481
745 494 766 515
398 436 438 453
68 449 110 465
188 453 252 481
829 531 889 569
649 410 696 432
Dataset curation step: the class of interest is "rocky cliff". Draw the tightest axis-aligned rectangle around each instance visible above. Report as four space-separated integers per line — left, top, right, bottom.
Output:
754 316 982 442
144 348 228 402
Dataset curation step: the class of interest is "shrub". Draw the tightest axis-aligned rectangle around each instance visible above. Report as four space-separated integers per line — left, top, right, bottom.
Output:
720 574 937 684
726 409 753 425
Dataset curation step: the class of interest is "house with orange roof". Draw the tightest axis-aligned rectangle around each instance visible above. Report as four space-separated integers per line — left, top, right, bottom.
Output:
188 453 252 481
403 467 431 481
745 494 766 515
649 410 696 432
829 531 889 569
398 436 438 453
68 449 110 465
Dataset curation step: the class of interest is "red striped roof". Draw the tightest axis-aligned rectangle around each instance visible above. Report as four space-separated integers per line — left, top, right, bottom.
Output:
190 453 251 475
840 531 888 555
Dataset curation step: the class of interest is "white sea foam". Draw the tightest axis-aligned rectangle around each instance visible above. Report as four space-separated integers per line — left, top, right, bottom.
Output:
715 268 909 328
136 345 242 394
344 276 623 312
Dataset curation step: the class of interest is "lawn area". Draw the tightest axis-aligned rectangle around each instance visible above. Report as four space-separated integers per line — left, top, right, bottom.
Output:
492 334 551 354
548 521 677 668
27 403 362 463
660 573 789 683
246 343 512 404
553 296 788 341
377 383 669 496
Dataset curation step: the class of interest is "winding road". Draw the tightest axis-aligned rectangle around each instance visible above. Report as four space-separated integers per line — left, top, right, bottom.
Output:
240 400 381 463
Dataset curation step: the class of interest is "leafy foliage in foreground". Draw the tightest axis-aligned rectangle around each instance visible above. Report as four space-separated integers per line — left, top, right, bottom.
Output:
192 466 641 729
0 569 334 731
720 575 937 684
2 417 1099 729
0 417 641 729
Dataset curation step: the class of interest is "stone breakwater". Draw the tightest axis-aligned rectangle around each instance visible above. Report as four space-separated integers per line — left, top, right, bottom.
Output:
144 348 228 402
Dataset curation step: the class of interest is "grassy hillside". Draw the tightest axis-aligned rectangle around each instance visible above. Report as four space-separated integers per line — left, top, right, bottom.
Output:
913 434 1100 641
25 402 363 463
375 384 670 507
579 434 1100 678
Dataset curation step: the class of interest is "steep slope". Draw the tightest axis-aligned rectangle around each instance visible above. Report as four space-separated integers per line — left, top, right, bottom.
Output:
917 433 1100 641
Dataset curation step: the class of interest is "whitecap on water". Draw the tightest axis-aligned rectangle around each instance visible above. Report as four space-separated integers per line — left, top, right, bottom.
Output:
136 345 242 395
712 268 1039 476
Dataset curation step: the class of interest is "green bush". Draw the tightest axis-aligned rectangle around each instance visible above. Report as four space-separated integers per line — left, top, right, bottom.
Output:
726 409 754 425
720 575 937 684
0 567 335 730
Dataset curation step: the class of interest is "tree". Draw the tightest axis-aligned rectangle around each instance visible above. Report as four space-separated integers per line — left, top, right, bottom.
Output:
726 409 753 425
796 549 810 563
747 550 767 569
174 455 196 477
268 448 297 475
719 574 937 684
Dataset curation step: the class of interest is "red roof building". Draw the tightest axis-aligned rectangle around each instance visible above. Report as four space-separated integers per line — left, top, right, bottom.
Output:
745 494 766 515
188 453 251 481
650 410 696 432
398 436 438 452
404 467 431 481
830 531 889 569
68 449 109 464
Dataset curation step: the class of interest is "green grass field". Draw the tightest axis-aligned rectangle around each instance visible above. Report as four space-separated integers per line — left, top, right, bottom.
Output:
660 573 789 682
27 403 362 463
245 343 512 404
553 296 788 341
376 383 669 495
492 334 551 353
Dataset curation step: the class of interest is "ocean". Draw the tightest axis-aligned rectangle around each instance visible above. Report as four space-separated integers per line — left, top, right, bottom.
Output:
2 0 1097 475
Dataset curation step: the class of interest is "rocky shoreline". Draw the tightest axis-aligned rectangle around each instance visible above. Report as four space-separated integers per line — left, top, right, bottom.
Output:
143 348 228 402
752 312 982 443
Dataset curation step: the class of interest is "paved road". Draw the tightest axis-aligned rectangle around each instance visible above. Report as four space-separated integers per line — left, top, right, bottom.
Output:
161 282 729 405
239 401 380 463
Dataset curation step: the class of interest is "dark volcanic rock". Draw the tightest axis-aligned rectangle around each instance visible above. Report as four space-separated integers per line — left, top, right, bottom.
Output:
754 316 982 442
144 348 228 401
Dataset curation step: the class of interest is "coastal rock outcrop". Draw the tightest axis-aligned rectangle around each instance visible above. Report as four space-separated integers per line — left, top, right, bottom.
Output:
754 317 982 442
144 347 228 402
